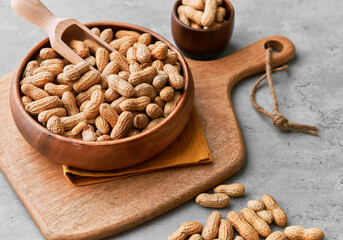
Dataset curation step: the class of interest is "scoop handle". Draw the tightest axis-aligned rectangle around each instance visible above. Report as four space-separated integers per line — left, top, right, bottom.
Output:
11 0 58 35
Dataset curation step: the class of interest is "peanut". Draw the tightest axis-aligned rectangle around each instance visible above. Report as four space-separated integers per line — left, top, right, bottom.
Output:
151 42 168 60
115 30 141 41
183 6 203 25
247 200 265 211
91 27 101 36
69 40 89 58
96 134 111 141
163 64 185 89
142 117 164 132
213 183 245 197
137 33 151 46
135 83 157 100
118 71 130 81
216 6 226 22
256 210 273 224
152 70 169 89
44 83 72 97
73 69 101 92
160 86 175 101
63 61 90 82
133 113 149 129
99 103 118 128
201 0 217 27
182 0 205 10
136 43 151 64
95 47 110 72
126 46 137 63
266 231 286 240
21 96 33 106
164 50 179 65
218 219 233 240
104 87 120 102
177 6 190 26
64 121 87 137
110 51 130 72
188 234 203 240
21 72 54 87
240 208 271 237
146 103 163 119
25 96 61 115
128 66 158 86
261 194 287 227
107 74 135 97
119 38 135 56
226 211 259 240
100 28 113 43
111 96 128 114
151 60 164 70
62 91 79 116
168 221 203 240
75 84 102 106
60 112 86 130
21 84 49 100
95 115 110 134
37 107 67 124
39 48 59 60
195 193 230 208
33 64 63 76
84 55 96 66
22 60 39 78
110 111 133 139
110 36 135 51
120 96 151 112
202 211 221 240
83 89 104 119
284 226 324 240
82 124 97 141
100 61 120 88
84 39 101 54
129 61 142 73
164 91 182 117
47 116 64 135
153 96 165 109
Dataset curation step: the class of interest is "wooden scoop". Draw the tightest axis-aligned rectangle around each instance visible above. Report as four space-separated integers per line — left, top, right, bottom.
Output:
11 0 115 64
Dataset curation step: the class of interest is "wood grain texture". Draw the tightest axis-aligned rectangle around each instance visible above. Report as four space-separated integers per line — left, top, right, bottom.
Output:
0 35 295 240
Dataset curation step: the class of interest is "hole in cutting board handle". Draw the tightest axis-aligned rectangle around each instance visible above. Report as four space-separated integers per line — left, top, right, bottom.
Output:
264 40 283 53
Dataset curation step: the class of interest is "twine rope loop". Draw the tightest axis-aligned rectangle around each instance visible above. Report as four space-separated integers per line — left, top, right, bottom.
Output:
250 47 318 136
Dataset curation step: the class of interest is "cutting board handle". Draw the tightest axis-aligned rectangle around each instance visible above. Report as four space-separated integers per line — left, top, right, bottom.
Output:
11 0 60 35
217 35 296 89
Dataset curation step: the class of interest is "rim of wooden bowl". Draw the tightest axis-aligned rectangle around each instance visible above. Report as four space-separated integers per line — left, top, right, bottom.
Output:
12 21 193 146
172 0 235 32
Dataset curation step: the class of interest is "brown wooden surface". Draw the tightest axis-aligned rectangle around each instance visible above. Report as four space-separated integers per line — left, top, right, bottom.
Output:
171 0 235 59
10 22 194 171
0 35 295 240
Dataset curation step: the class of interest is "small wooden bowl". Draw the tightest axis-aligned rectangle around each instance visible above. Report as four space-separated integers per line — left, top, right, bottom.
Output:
10 22 194 171
171 0 235 59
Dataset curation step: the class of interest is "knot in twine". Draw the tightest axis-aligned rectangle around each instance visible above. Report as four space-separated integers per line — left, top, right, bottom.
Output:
250 47 318 136
272 114 289 132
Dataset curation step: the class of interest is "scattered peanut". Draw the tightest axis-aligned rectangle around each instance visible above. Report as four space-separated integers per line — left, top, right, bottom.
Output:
168 221 203 240
256 210 273 224
284 226 325 240
227 211 259 240
240 208 271 237
218 219 233 240
202 211 221 240
195 193 230 208
247 200 265 211
266 231 286 240
213 183 245 197
261 194 287 227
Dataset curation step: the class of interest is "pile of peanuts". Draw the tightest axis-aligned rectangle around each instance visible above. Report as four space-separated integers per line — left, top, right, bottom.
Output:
168 183 325 240
20 27 184 141
177 0 227 29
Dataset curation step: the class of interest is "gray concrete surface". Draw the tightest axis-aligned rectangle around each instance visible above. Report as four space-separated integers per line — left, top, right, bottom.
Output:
0 0 342 239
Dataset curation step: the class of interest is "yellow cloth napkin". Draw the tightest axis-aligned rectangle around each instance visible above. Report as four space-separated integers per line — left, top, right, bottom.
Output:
63 107 212 186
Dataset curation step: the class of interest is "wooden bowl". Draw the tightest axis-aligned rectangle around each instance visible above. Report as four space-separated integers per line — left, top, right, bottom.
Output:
10 22 194 171
171 0 235 59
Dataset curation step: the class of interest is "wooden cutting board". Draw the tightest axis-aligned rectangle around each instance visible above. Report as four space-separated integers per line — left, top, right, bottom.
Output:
0 36 295 240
